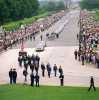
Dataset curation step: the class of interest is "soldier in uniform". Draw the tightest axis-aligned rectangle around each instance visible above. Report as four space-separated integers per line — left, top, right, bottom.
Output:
53 64 58 77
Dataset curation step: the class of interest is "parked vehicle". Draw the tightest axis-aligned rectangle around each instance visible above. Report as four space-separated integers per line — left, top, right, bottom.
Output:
36 41 46 52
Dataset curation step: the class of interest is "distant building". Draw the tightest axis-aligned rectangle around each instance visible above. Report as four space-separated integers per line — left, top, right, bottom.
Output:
63 0 72 9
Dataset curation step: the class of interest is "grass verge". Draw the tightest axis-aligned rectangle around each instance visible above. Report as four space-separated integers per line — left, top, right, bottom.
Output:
0 84 99 100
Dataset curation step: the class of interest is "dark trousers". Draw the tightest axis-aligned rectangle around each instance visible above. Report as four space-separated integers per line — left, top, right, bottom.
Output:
75 55 77 60
42 70 45 77
36 81 39 87
54 71 57 77
60 79 64 86
48 72 51 78
82 60 84 65
31 81 34 86
10 77 13 84
88 84 96 91
13 78 16 84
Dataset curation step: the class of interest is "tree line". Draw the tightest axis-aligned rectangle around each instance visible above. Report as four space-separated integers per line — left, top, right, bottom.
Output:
80 0 99 10
0 0 39 25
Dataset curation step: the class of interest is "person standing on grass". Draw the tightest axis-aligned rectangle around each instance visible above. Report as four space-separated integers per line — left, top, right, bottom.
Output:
88 76 96 91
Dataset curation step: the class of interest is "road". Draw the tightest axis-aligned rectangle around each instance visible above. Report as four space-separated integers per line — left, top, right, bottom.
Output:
13 9 79 49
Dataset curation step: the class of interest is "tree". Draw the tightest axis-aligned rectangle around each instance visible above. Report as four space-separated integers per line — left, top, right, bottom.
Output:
80 0 99 10
0 0 39 25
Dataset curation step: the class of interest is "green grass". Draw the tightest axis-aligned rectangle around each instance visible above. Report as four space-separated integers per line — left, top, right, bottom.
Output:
2 11 51 31
0 84 99 100
94 9 99 22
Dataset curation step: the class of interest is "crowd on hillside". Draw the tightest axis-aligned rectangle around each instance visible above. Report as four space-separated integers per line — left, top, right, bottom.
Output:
0 11 65 52
74 10 99 68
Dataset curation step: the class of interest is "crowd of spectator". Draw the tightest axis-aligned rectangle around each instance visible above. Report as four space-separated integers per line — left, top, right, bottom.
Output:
0 11 65 52
74 10 99 68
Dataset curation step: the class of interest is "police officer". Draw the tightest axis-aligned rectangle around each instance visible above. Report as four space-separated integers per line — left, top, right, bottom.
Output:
30 72 35 86
12 69 17 84
59 74 64 86
88 76 96 91
41 63 45 77
9 69 13 84
35 73 40 87
53 64 58 77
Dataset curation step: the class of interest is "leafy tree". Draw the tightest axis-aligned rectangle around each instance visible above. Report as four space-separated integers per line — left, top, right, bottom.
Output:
80 0 99 10
0 0 39 25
